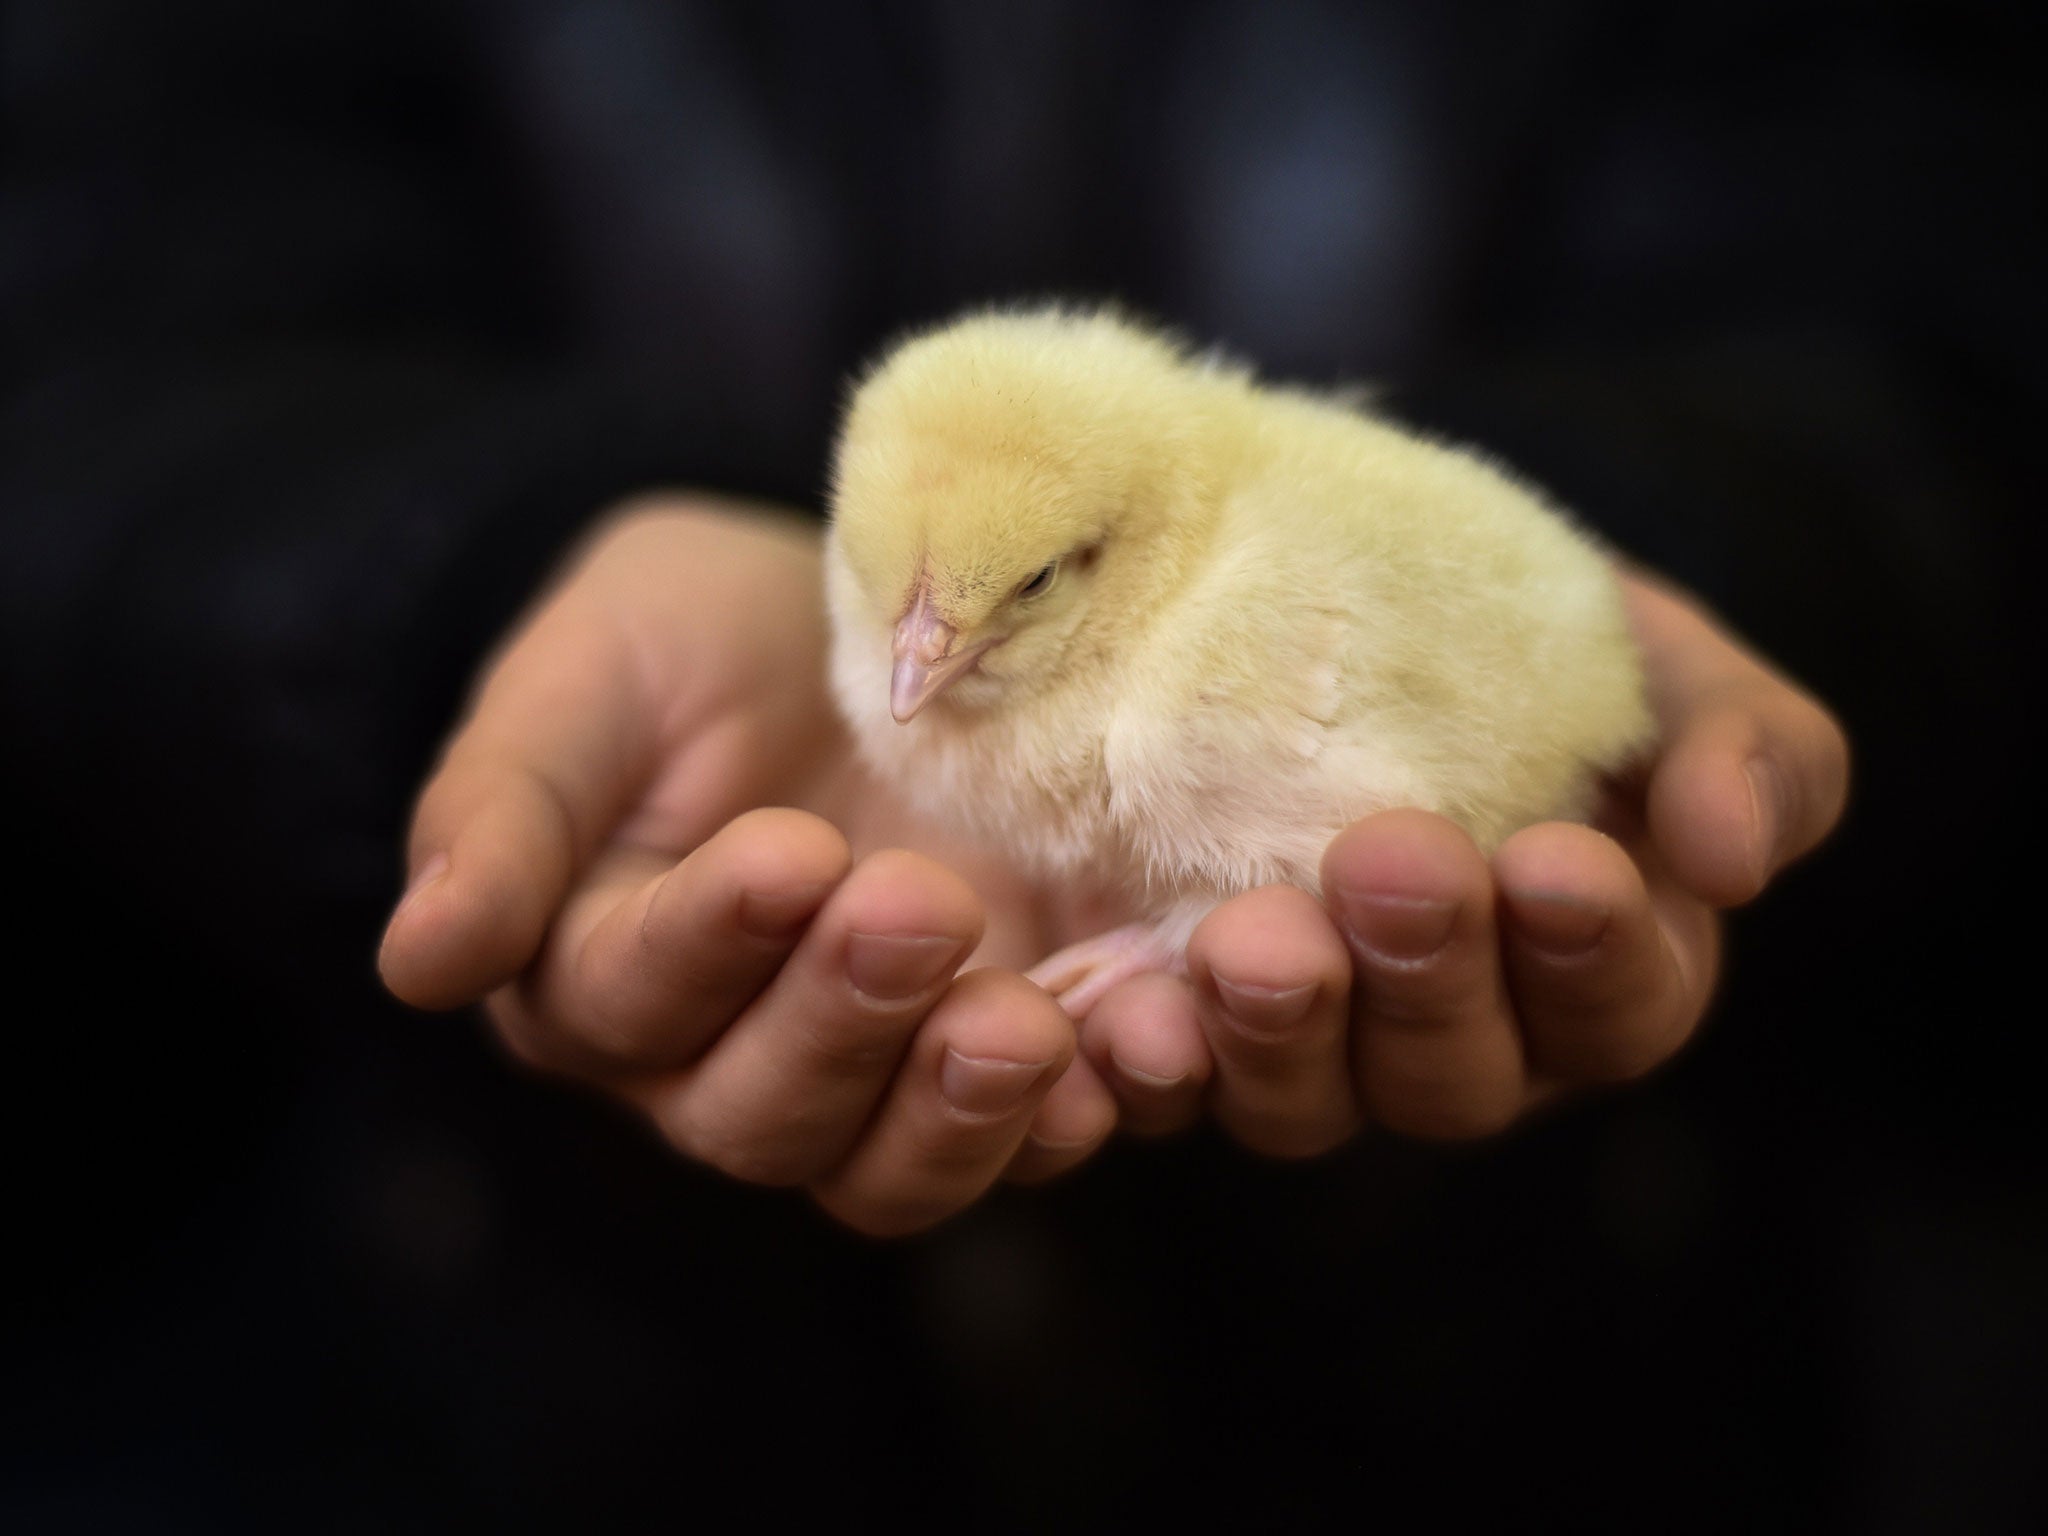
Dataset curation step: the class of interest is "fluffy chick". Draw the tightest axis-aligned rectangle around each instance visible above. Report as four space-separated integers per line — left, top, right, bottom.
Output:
824 305 1653 1017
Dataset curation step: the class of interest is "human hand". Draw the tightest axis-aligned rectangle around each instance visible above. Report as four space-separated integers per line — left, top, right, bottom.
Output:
383 503 1847 1210
1067 568 1852 1153
378 498 1126 1235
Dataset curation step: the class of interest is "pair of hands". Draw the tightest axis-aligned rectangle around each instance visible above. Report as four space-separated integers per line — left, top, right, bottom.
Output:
378 497 1848 1236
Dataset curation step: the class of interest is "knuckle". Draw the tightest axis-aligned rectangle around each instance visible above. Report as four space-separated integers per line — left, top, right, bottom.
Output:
798 1005 917 1079
1351 969 1486 1034
562 956 681 1066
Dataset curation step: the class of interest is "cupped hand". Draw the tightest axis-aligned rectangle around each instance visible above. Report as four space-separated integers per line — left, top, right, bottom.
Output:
1074 569 1852 1153
380 498 1122 1236
382 499 1850 1224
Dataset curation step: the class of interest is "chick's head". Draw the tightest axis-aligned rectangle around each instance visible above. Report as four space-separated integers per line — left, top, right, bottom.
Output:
829 308 1227 722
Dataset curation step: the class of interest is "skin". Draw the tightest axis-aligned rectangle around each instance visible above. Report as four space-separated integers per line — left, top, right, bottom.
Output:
379 496 1850 1233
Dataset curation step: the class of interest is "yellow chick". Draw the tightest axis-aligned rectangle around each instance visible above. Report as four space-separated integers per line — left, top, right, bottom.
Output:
824 304 1653 1016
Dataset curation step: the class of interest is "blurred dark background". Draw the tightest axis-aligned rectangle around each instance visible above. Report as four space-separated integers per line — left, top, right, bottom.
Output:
2 0 2040 1529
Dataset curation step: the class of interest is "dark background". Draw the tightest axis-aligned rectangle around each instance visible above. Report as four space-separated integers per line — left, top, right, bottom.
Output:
3 1 2040 1529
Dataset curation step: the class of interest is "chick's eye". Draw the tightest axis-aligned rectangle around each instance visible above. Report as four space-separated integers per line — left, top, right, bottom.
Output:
1017 561 1059 599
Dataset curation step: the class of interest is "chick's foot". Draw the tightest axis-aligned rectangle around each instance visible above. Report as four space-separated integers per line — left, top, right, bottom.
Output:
1026 921 1189 1019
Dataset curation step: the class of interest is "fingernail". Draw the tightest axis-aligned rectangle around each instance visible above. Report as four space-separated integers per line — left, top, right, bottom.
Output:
1507 891 1609 958
737 880 836 939
1337 891 1458 963
391 854 449 925
1744 756 1784 884
1213 976 1319 1036
940 1049 1054 1116
1109 1052 1190 1092
846 931 965 1001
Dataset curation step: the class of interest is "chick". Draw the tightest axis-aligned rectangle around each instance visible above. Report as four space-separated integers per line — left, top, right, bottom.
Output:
824 305 1653 1017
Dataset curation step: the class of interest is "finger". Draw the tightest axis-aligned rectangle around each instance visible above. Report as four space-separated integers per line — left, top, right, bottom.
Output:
1005 1056 1119 1184
1494 822 1717 1085
1624 575 1851 905
493 809 851 1075
1080 972 1212 1137
380 614 656 1010
809 970 1074 1236
1189 886 1359 1159
638 849 983 1187
1323 810 1527 1141
1644 692 1851 906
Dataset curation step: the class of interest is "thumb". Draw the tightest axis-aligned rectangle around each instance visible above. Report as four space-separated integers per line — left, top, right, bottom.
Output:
380 611 657 1010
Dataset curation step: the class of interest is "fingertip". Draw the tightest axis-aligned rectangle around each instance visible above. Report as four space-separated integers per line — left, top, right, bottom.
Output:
719 807 853 883
806 969 1077 1237
1010 1057 1118 1181
1084 973 1211 1132
1645 671 1853 908
389 761 590 1008
701 808 853 937
1323 817 1489 977
378 856 530 1011
377 855 446 994
1503 872 1711 1088
1493 822 1638 911
1190 890 1361 1159
1190 885 1349 998
838 847 988 954
1744 752 1788 878
1792 698 1854 857
940 967 1076 1075
1331 820 1531 1146
1089 972 1209 1082
1647 736 1770 907
1322 807 1486 906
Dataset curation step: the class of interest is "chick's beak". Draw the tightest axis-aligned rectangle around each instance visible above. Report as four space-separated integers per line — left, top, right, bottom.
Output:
890 583 992 722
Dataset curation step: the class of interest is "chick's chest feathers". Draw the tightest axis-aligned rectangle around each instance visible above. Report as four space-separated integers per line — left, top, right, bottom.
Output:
1096 504 1392 896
